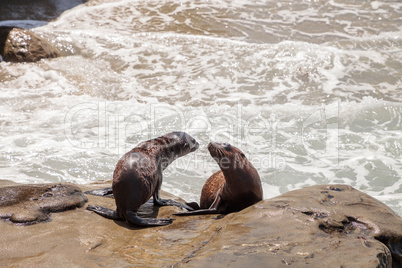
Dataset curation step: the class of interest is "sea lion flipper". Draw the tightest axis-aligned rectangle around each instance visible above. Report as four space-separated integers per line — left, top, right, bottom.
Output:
209 192 222 210
186 202 201 210
174 192 222 216
84 187 113 197
152 191 194 211
86 205 121 220
125 211 174 227
153 198 194 211
173 208 218 216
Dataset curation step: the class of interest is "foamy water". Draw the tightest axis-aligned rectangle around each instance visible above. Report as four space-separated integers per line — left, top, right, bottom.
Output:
1 0 401 215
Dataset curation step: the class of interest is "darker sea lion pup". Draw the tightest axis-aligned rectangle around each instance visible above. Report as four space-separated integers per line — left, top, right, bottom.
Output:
87 132 199 227
175 142 263 216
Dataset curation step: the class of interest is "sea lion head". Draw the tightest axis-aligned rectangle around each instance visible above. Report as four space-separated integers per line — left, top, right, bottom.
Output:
208 142 248 171
162 131 199 156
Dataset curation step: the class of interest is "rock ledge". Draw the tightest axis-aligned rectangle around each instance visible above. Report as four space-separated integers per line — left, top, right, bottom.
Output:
0 181 401 267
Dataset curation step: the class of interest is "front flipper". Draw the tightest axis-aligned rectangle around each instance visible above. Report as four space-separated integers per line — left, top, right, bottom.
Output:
174 208 218 216
126 211 174 227
85 187 113 198
86 205 121 220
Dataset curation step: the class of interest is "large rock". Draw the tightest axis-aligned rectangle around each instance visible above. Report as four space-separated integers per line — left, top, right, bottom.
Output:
0 182 88 224
178 184 402 267
0 181 401 267
0 27 60 62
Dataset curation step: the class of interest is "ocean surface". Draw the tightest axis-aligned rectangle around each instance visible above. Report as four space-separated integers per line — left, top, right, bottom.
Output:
1 0 401 215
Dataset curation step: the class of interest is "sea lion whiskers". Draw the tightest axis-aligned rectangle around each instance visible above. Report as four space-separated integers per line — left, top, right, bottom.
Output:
217 147 225 158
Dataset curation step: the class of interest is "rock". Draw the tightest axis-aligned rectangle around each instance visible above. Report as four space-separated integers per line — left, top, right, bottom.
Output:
0 181 88 224
177 184 402 268
0 27 60 63
0 27 13 59
0 181 401 267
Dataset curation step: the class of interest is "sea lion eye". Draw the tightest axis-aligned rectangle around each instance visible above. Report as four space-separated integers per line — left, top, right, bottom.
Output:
222 143 232 150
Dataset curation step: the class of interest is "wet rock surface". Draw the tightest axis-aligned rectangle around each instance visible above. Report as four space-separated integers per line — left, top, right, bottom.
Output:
177 184 402 267
1 181 401 267
0 181 88 224
0 27 60 62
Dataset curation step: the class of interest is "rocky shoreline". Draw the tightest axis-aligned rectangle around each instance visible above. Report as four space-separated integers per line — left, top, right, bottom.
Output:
1 180 401 267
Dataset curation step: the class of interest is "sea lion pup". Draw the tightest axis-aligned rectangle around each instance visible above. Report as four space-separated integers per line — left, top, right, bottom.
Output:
87 132 199 227
175 142 263 216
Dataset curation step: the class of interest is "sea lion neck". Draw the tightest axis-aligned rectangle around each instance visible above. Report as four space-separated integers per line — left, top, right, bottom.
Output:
219 156 249 181
132 132 197 171
148 136 182 169
208 142 247 174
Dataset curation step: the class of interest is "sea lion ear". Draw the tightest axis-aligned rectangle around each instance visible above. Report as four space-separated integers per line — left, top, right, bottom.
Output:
167 131 181 140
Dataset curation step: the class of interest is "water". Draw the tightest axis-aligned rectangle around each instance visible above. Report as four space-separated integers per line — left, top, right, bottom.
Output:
1 0 401 215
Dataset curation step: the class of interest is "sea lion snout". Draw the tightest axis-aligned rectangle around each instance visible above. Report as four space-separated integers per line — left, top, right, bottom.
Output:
180 132 199 153
162 131 199 154
207 142 217 152
207 142 230 156
190 141 199 152
208 142 234 169
179 132 199 153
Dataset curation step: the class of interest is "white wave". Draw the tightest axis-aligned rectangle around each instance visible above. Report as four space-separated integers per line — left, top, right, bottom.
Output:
1 0 401 216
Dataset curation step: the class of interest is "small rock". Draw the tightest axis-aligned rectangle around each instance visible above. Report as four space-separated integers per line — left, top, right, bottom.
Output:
0 27 60 63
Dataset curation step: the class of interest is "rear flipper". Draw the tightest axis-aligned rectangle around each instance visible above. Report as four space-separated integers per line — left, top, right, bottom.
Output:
86 205 121 220
153 198 195 211
186 202 201 210
126 211 174 227
152 191 194 211
175 193 221 216
173 208 218 216
85 187 113 198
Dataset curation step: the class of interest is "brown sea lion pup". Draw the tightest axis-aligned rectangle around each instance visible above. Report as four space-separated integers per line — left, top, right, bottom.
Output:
175 142 263 216
87 132 199 227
